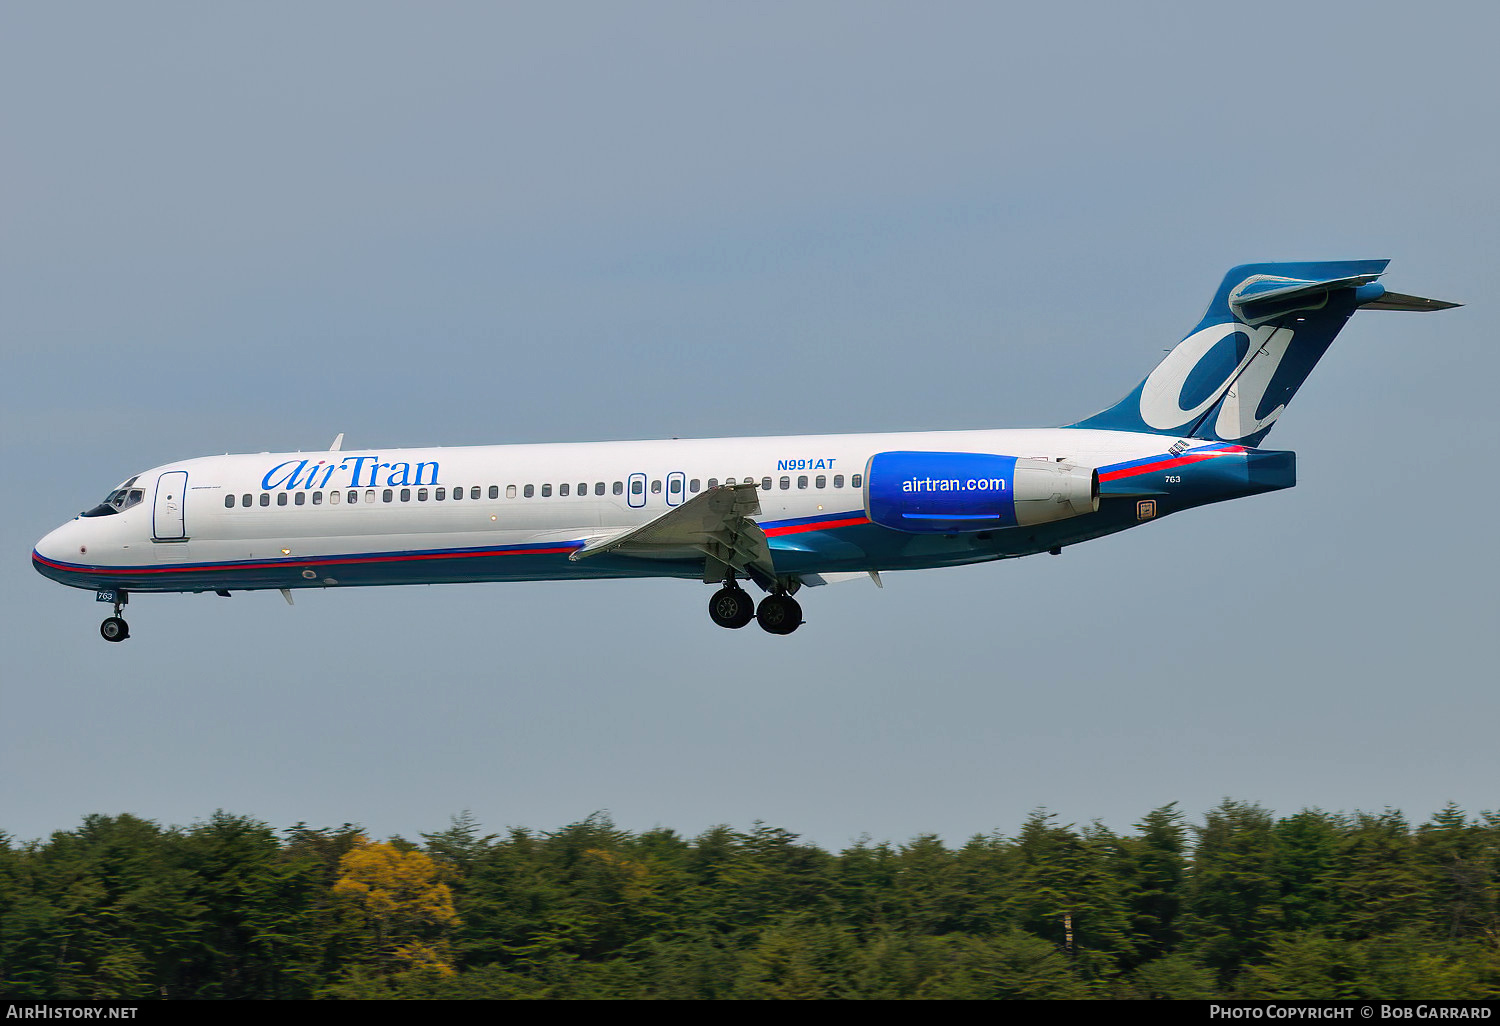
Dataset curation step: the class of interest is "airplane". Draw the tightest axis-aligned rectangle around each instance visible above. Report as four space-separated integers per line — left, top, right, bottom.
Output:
33 260 1456 641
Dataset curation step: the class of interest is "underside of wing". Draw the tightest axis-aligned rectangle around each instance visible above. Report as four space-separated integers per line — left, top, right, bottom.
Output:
569 484 775 585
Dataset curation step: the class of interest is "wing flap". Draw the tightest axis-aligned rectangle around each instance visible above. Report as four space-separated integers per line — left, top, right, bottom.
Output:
569 483 774 583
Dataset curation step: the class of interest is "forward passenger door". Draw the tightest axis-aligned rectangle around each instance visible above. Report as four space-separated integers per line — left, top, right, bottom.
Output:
153 471 187 540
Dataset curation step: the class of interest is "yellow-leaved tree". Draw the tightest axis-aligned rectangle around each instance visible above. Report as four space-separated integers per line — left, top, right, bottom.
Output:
332 836 461 976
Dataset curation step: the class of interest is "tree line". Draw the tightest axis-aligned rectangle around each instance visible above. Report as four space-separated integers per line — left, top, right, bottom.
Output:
1 800 1496 999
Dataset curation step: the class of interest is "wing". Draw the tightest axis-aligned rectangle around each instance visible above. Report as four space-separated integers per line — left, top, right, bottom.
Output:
569 483 775 585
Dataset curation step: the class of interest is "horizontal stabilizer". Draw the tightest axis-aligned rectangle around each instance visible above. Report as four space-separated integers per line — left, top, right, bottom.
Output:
1229 271 1382 325
1360 290 1462 312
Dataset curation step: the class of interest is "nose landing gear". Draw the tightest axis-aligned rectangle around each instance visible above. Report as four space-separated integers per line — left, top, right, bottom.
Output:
98 590 130 642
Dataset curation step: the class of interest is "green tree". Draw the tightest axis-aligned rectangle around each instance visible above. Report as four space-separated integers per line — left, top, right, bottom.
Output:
1329 811 1424 940
170 811 329 998
834 837 900 936
2 815 203 999
1414 804 1499 941
1117 803 1188 964
1242 930 1500 999
1271 809 1341 935
1183 799 1279 979
1007 811 1134 985
734 917 858 999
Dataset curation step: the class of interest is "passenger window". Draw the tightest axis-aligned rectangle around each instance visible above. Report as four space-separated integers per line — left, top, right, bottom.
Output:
689 478 700 492
761 476 772 490
296 492 307 506
631 480 643 495
347 490 358 504
578 482 587 495
418 488 428 501
474 487 484 499
278 493 288 506
670 478 682 494
242 494 252 507
435 487 446 500
453 487 463 500
613 481 623 495
798 476 808 489
834 474 844 488
224 495 234 508
506 485 517 499
816 475 826 488
559 483 569 497
329 490 341 504
489 486 499 499
523 484 534 498
312 491 323 505
706 478 718 489
259 493 270 506
365 489 376 504
852 473 863 489
541 484 552 497
400 488 411 502
594 482 605 496
725 478 735 486
780 477 790 490
382 489 393 503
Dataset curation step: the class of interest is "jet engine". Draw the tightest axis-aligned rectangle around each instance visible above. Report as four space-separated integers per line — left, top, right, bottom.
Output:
865 451 1098 534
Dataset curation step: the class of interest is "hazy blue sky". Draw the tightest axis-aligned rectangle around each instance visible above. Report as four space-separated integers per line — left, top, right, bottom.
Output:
4 2 1496 849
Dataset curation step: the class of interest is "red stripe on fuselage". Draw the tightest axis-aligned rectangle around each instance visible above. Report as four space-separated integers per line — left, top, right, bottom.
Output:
1097 446 1245 483
762 515 869 538
32 545 580 577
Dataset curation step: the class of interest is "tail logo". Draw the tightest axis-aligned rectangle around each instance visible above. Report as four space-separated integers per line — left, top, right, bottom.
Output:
1138 321 1293 440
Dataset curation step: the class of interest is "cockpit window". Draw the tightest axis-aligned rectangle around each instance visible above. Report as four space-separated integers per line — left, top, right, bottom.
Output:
82 485 146 518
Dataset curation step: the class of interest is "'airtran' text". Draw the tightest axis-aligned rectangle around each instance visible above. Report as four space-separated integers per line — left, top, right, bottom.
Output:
261 457 440 491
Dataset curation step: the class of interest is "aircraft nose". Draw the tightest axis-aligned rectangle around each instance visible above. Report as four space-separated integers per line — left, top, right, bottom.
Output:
33 520 84 583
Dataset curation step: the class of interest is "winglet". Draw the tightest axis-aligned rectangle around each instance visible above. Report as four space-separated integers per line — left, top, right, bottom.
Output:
329 433 344 452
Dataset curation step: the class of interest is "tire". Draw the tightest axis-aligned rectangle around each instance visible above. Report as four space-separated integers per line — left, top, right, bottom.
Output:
756 595 803 635
100 617 129 643
708 587 755 629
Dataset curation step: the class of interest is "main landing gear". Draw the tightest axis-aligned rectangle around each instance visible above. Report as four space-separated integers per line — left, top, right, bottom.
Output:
708 584 756 630
754 593 802 635
708 579 803 636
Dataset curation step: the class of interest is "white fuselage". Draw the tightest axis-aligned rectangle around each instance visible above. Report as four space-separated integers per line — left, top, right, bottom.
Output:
34 427 1191 594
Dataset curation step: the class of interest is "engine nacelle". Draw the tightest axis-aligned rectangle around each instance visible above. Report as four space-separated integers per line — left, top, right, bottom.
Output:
865 451 1099 534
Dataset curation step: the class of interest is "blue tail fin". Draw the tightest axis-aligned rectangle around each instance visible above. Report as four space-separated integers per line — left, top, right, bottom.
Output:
1068 260 1457 446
